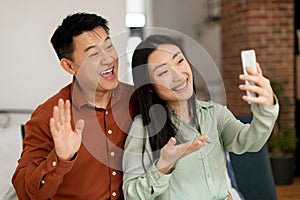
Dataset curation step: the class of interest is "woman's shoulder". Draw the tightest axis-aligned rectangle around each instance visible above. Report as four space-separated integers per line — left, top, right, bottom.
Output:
195 99 230 118
196 99 225 109
128 114 145 137
132 114 143 124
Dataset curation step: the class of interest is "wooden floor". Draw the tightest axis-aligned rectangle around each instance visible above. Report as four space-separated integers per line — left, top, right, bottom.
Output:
275 177 300 200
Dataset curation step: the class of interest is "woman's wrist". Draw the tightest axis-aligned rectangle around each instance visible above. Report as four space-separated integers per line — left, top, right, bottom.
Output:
156 159 175 174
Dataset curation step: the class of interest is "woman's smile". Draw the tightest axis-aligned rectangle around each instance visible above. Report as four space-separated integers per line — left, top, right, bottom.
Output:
172 79 188 92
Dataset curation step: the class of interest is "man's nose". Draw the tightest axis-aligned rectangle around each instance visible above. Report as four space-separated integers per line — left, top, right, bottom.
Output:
100 51 115 66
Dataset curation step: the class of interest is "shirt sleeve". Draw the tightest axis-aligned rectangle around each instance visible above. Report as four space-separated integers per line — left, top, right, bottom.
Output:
122 116 173 200
219 96 279 154
12 109 75 199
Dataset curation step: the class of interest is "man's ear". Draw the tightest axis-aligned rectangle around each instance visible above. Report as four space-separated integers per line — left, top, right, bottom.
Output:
60 58 75 75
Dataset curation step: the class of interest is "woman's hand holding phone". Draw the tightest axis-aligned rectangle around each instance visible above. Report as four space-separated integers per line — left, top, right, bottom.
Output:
239 50 274 106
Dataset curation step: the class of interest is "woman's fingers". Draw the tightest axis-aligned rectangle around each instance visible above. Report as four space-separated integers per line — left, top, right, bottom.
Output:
175 135 207 158
239 62 274 105
256 63 263 75
165 137 176 147
188 135 208 153
246 63 262 75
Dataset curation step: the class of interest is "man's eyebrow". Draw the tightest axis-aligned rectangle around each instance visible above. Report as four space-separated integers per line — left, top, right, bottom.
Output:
84 45 97 53
105 36 111 42
84 36 111 52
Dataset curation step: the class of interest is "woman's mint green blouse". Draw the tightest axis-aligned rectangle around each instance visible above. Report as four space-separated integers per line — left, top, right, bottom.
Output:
123 100 279 200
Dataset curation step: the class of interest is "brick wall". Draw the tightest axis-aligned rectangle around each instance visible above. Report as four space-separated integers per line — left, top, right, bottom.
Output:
221 0 295 126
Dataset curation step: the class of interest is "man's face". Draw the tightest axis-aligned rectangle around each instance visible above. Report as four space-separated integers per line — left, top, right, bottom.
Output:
70 26 119 93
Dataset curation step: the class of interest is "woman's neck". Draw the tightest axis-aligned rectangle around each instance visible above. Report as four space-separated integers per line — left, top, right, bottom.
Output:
167 100 192 122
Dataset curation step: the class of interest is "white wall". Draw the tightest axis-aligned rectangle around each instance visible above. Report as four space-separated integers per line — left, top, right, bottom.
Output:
0 2 128 195
0 0 127 111
152 0 206 41
0 0 224 110
151 0 225 104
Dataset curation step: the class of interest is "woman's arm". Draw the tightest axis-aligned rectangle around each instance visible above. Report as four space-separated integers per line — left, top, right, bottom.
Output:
122 116 171 200
123 116 207 199
219 63 279 153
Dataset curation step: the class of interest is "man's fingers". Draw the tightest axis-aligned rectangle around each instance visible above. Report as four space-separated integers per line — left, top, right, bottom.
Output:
52 106 61 131
65 99 72 129
50 117 59 137
75 119 85 140
58 98 66 124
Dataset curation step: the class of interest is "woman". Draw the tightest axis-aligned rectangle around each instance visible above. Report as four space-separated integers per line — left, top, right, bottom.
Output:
123 35 279 200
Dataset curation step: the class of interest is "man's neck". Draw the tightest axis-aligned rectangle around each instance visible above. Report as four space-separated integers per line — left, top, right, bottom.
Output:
82 89 113 109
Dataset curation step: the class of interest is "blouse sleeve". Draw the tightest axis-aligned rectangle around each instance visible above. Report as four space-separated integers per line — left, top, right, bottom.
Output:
122 116 173 200
218 96 279 154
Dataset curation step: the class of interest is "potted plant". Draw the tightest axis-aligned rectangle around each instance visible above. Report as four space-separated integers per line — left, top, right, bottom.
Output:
267 81 298 185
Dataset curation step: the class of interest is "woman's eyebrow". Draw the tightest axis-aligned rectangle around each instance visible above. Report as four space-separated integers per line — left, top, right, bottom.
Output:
152 51 182 73
172 51 181 59
153 63 166 73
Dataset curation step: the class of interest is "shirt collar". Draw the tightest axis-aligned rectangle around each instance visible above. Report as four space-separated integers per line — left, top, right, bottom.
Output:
195 99 214 109
168 99 214 117
71 77 122 110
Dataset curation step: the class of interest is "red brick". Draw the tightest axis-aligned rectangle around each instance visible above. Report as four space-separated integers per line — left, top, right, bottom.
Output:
221 0 295 125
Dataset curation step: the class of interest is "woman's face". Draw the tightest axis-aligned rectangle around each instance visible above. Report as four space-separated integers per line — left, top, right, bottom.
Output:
147 44 194 104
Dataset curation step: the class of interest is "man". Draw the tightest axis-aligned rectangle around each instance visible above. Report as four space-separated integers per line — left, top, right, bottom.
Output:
12 12 137 199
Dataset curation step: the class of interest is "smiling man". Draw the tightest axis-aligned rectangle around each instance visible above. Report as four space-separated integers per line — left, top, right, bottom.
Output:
12 12 137 200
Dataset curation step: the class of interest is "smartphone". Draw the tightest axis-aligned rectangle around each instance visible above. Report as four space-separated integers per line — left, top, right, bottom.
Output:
241 50 257 98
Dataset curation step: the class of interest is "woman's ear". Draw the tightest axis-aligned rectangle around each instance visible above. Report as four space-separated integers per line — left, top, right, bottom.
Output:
60 58 75 75
148 87 153 93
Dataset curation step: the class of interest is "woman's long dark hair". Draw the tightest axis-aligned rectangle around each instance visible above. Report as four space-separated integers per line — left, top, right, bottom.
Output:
131 35 200 169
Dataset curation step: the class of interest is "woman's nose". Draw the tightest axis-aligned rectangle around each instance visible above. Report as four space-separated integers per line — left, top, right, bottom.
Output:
171 67 184 82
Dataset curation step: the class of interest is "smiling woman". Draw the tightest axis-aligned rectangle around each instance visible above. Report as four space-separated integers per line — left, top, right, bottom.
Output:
147 44 194 111
122 34 279 200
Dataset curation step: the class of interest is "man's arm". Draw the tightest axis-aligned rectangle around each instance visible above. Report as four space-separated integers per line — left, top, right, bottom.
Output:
12 99 84 199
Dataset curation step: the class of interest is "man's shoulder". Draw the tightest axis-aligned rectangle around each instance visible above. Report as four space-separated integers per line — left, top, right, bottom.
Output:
117 82 139 116
34 83 72 118
118 82 135 93
118 82 137 101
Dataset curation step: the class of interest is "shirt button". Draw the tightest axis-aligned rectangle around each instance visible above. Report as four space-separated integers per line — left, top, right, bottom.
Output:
207 173 210 178
213 195 216 199
41 180 45 184
108 130 112 134
112 171 117 176
112 192 117 197
105 111 109 115
110 152 115 156
52 161 57 167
